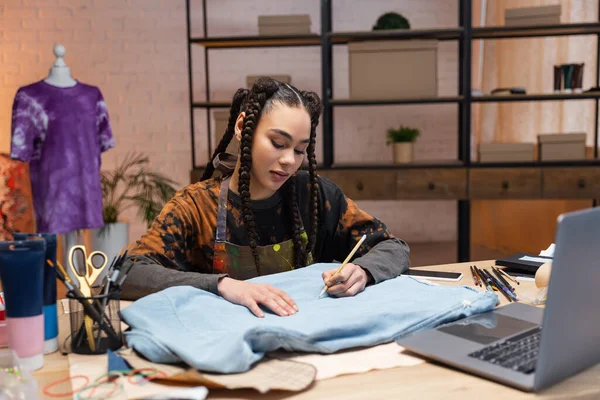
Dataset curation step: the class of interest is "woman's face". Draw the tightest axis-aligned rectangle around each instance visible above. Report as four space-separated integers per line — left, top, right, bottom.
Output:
235 102 311 199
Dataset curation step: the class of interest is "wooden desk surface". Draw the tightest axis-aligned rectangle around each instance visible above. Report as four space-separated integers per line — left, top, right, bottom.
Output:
32 260 600 399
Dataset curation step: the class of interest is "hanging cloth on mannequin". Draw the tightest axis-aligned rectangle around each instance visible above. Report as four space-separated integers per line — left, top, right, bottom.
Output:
10 45 115 234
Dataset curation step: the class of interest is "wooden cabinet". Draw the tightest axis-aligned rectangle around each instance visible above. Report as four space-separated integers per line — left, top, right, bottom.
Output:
192 165 600 201
542 167 600 198
319 168 468 200
470 168 542 199
318 169 397 200
396 168 467 199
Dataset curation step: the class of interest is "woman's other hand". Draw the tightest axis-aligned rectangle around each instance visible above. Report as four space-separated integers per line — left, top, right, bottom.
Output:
217 277 298 318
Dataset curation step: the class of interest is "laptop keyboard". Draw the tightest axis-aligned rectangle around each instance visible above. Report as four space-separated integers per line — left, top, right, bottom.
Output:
468 328 541 374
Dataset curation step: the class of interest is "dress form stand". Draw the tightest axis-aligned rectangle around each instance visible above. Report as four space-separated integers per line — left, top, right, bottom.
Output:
43 44 77 88
43 44 80 271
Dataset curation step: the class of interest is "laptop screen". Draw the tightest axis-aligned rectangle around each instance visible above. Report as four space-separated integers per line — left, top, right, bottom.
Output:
438 313 538 345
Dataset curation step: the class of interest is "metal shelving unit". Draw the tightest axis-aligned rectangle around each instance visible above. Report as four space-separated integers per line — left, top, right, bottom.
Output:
190 34 322 49
186 0 600 263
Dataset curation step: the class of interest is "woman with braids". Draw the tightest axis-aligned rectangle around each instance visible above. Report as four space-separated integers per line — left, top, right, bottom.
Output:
121 77 410 318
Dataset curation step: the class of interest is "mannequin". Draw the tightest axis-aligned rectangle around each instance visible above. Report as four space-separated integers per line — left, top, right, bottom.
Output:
43 44 77 88
43 44 80 266
10 43 115 274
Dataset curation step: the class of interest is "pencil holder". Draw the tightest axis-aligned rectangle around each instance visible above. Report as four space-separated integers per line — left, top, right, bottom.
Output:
67 289 123 355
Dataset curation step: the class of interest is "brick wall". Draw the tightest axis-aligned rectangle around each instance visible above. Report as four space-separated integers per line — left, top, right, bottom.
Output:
0 0 459 244
0 0 190 242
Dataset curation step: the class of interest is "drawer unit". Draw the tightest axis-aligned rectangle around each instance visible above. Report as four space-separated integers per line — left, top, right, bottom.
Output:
318 169 397 200
470 168 542 199
542 167 600 198
396 168 467 199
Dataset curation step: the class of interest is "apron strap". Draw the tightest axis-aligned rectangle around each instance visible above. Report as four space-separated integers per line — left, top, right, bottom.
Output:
215 177 230 243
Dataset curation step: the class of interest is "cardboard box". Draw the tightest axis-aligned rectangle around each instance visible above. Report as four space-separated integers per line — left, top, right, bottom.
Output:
213 110 239 156
258 14 311 36
505 5 561 27
348 40 438 100
246 75 291 89
479 143 535 162
538 133 586 161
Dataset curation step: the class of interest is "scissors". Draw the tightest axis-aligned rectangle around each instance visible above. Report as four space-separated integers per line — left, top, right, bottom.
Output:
68 245 108 351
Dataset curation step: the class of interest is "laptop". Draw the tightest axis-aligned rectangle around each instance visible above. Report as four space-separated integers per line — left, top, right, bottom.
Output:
396 207 600 392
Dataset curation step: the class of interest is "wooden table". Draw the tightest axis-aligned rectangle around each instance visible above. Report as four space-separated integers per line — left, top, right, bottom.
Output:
32 260 600 399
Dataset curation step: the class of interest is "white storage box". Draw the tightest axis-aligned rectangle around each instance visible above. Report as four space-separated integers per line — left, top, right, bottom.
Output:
479 143 535 162
349 40 438 100
505 5 561 27
258 15 311 36
538 133 586 161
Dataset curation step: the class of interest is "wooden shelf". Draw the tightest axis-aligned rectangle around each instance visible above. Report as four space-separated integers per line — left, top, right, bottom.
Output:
473 22 600 39
330 96 463 106
193 102 231 108
324 161 465 170
472 93 600 102
470 160 600 168
191 34 321 49
329 28 462 43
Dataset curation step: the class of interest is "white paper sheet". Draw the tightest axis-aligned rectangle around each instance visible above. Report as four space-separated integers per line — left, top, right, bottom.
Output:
269 342 424 380
519 255 552 263
539 243 555 257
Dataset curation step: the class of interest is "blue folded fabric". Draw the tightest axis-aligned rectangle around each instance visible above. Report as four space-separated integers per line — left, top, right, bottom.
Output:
120 263 497 373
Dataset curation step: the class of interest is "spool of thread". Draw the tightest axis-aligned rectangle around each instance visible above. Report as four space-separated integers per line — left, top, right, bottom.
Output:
535 261 552 288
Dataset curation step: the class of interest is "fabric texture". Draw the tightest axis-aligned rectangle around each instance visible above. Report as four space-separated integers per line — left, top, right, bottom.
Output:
121 172 410 300
0 155 36 239
10 80 115 234
120 263 498 373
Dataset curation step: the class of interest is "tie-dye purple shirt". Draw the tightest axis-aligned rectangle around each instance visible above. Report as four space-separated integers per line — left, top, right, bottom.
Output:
10 80 115 234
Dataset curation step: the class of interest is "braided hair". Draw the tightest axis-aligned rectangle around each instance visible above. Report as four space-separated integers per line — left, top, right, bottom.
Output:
201 88 250 181
203 77 322 273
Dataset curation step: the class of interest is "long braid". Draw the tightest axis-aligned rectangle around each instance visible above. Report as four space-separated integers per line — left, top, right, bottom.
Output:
225 77 322 273
284 176 306 268
301 91 322 258
201 88 249 181
305 121 319 256
238 93 263 272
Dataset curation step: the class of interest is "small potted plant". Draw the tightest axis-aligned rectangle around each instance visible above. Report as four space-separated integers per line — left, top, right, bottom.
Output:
387 125 420 164
372 12 411 31
90 152 178 257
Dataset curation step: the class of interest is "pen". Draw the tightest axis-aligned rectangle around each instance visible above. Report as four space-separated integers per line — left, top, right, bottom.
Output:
469 266 479 286
493 269 518 301
495 266 520 285
482 269 513 302
492 267 515 293
474 267 493 292
472 265 482 287
318 234 367 299
96 245 130 349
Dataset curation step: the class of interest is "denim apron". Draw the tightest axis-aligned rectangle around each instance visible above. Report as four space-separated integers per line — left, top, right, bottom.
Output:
212 176 312 279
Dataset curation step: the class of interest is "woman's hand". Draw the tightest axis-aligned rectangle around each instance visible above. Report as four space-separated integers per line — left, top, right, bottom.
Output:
217 277 298 318
322 263 369 297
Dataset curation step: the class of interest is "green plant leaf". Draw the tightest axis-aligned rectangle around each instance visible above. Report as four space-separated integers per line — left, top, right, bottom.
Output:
373 12 411 31
387 125 420 143
100 152 179 230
